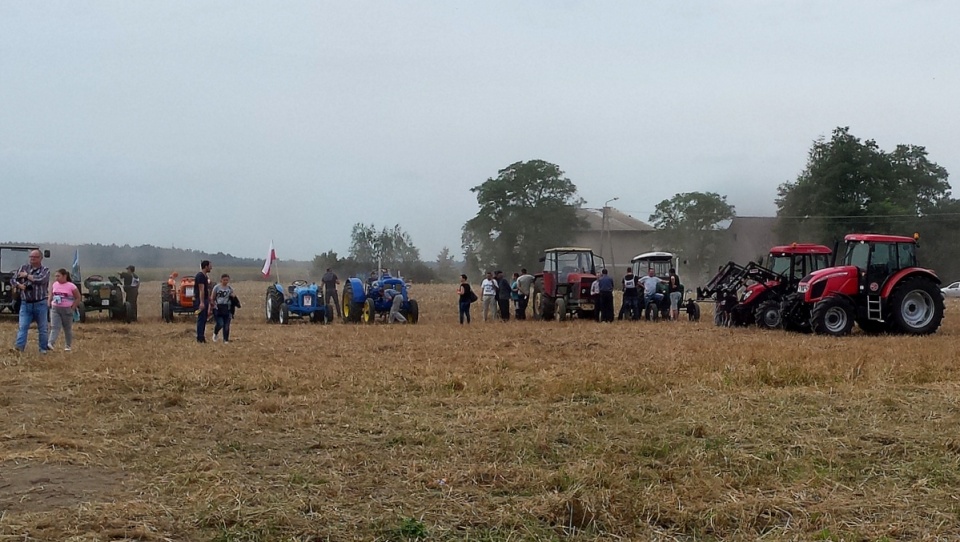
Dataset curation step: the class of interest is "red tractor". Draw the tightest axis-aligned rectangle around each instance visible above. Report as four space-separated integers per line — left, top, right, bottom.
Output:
781 234 944 336
532 247 603 321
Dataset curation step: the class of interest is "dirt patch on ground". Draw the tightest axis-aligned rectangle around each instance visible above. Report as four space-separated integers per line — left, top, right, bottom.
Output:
0 462 127 513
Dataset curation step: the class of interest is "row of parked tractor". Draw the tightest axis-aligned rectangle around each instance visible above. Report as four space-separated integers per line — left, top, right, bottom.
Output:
160 271 419 325
527 232 945 336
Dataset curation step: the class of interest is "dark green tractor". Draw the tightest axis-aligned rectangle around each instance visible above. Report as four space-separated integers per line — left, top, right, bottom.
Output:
79 275 133 323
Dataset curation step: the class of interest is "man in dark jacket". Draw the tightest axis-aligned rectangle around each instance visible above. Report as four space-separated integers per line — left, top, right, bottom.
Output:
596 268 615 322
496 270 511 321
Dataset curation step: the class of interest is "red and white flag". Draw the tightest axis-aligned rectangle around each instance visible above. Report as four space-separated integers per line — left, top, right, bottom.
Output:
261 240 277 278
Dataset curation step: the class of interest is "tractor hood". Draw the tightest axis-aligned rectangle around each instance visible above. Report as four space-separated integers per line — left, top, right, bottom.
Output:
797 265 859 301
741 280 780 304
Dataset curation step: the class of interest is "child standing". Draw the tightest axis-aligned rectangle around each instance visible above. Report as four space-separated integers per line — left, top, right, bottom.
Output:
211 274 237 343
48 269 82 351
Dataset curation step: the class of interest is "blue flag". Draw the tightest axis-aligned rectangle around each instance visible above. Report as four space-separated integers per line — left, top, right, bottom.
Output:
72 249 81 283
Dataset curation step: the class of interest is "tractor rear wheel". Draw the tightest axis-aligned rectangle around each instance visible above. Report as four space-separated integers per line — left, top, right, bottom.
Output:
811 296 854 336
362 298 376 324
888 277 944 335
407 299 419 323
279 303 290 325
754 300 782 329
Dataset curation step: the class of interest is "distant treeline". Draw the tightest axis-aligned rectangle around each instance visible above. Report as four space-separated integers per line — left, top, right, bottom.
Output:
16 243 310 281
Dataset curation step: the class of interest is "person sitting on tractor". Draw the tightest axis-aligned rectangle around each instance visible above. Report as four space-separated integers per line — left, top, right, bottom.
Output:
638 267 665 310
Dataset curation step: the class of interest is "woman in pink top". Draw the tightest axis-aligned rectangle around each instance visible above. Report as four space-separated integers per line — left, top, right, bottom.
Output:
48 269 82 351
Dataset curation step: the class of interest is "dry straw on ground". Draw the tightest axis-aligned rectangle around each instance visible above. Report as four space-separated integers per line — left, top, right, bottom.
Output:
1 282 959 541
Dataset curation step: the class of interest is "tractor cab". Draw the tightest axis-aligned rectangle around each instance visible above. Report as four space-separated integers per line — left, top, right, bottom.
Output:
630 251 674 281
841 235 917 295
766 244 833 284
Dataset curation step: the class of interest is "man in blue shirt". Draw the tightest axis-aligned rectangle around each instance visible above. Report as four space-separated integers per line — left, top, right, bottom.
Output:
596 268 615 323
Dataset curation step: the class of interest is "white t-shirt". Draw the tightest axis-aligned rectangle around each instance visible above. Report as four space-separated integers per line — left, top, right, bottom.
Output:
638 275 661 296
481 278 497 296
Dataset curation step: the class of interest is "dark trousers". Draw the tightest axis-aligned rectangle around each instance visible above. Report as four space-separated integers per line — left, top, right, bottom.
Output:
619 296 639 320
196 306 209 342
498 298 510 321
324 289 341 317
516 295 528 320
214 312 232 341
459 301 471 324
599 291 615 322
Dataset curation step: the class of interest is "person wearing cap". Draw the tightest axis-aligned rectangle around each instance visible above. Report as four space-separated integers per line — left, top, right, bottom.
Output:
321 267 341 318
118 265 140 321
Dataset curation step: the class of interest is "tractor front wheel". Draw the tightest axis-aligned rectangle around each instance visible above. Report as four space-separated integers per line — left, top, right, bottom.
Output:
555 298 567 321
124 302 134 324
278 303 290 325
362 298 375 324
540 297 556 321
162 301 172 323
754 300 782 329
888 277 944 335
811 296 854 336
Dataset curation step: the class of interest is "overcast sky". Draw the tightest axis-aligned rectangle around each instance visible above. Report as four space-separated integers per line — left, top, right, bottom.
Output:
2 1 957 262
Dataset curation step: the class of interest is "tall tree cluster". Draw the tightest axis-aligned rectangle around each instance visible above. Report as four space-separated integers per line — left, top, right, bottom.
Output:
462 160 585 274
649 192 736 281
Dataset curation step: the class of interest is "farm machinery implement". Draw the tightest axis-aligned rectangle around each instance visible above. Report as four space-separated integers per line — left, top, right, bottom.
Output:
532 247 603 321
781 234 943 336
265 280 334 324
341 272 419 324
699 244 832 328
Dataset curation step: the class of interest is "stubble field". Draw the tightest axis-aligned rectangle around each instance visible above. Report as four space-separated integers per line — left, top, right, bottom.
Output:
1 281 959 541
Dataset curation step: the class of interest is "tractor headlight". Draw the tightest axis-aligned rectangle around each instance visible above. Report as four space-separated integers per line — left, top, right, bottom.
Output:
797 283 808 294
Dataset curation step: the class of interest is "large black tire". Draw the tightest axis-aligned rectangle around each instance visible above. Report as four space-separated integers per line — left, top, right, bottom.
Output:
161 283 172 304
161 301 172 323
124 302 134 324
645 300 660 322
77 303 86 323
888 277 944 335
265 287 282 323
407 299 419 324
325 303 335 324
362 298 376 324
342 283 362 323
811 296 855 336
754 300 782 329
279 303 290 325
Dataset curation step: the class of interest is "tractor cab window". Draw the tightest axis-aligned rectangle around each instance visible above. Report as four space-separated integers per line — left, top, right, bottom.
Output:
768 255 791 276
812 254 830 272
844 242 871 270
2 249 31 273
897 243 917 268
870 242 898 275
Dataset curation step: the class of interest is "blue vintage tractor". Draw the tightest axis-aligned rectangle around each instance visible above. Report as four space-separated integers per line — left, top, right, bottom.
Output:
265 280 333 324
341 274 419 324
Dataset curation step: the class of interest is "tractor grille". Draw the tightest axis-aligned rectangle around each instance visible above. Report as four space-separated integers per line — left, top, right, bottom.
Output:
99 286 112 298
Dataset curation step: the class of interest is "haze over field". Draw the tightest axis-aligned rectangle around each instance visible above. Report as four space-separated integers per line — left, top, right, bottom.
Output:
2 1 958 260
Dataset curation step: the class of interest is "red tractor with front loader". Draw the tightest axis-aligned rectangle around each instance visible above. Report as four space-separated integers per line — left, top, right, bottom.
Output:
780 234 944 336
532 247 604 321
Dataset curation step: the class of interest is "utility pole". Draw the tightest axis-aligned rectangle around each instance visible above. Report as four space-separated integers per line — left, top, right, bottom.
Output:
602 197 619 275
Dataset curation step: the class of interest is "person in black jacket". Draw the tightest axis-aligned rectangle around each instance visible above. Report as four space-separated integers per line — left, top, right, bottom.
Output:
496 270 511 321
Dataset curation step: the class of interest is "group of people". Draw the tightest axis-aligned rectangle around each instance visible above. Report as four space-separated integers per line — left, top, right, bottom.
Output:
192 260 240 343
455 266 684 324
9 250 145 353
456 269 535 324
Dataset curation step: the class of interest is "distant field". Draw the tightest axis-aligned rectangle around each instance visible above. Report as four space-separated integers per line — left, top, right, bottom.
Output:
1 282 959 541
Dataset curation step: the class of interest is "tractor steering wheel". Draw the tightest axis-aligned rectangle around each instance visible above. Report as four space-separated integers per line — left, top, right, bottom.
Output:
292 280 309 287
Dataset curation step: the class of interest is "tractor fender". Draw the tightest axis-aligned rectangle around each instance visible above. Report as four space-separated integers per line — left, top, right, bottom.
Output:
344 277 367 303
879 268 941 298
272 283 285 298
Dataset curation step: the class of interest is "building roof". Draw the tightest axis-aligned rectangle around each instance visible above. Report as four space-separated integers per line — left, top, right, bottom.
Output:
577 208 655 232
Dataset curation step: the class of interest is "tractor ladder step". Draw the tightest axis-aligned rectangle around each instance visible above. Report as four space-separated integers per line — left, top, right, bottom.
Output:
866 295 882 321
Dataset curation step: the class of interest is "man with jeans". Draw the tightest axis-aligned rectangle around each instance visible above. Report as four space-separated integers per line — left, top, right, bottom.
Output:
12 250 50 353
638 268 665 312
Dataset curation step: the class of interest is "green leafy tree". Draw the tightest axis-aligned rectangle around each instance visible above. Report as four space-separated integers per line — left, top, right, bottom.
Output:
435 246 458 282
311 250 344 278
649 192 736 282
462 160 585 274
776 127 951 242
348 223 423 275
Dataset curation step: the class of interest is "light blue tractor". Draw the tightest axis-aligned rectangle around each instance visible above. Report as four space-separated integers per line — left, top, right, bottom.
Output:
341 273 419 324
265 280 333 324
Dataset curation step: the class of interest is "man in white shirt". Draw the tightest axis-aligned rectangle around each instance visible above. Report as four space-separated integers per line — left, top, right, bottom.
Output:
480 271 498 322
638 268 664 308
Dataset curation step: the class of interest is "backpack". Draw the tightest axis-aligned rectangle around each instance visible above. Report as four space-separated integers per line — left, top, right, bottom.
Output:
467 288 478 303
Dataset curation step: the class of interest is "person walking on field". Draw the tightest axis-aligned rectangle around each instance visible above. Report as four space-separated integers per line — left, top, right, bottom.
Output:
321 268 341 319
480 271 497 322
48 268 81 352
194 260 212 343
212 274 238 343
457 274 474 324
12 250 50 353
